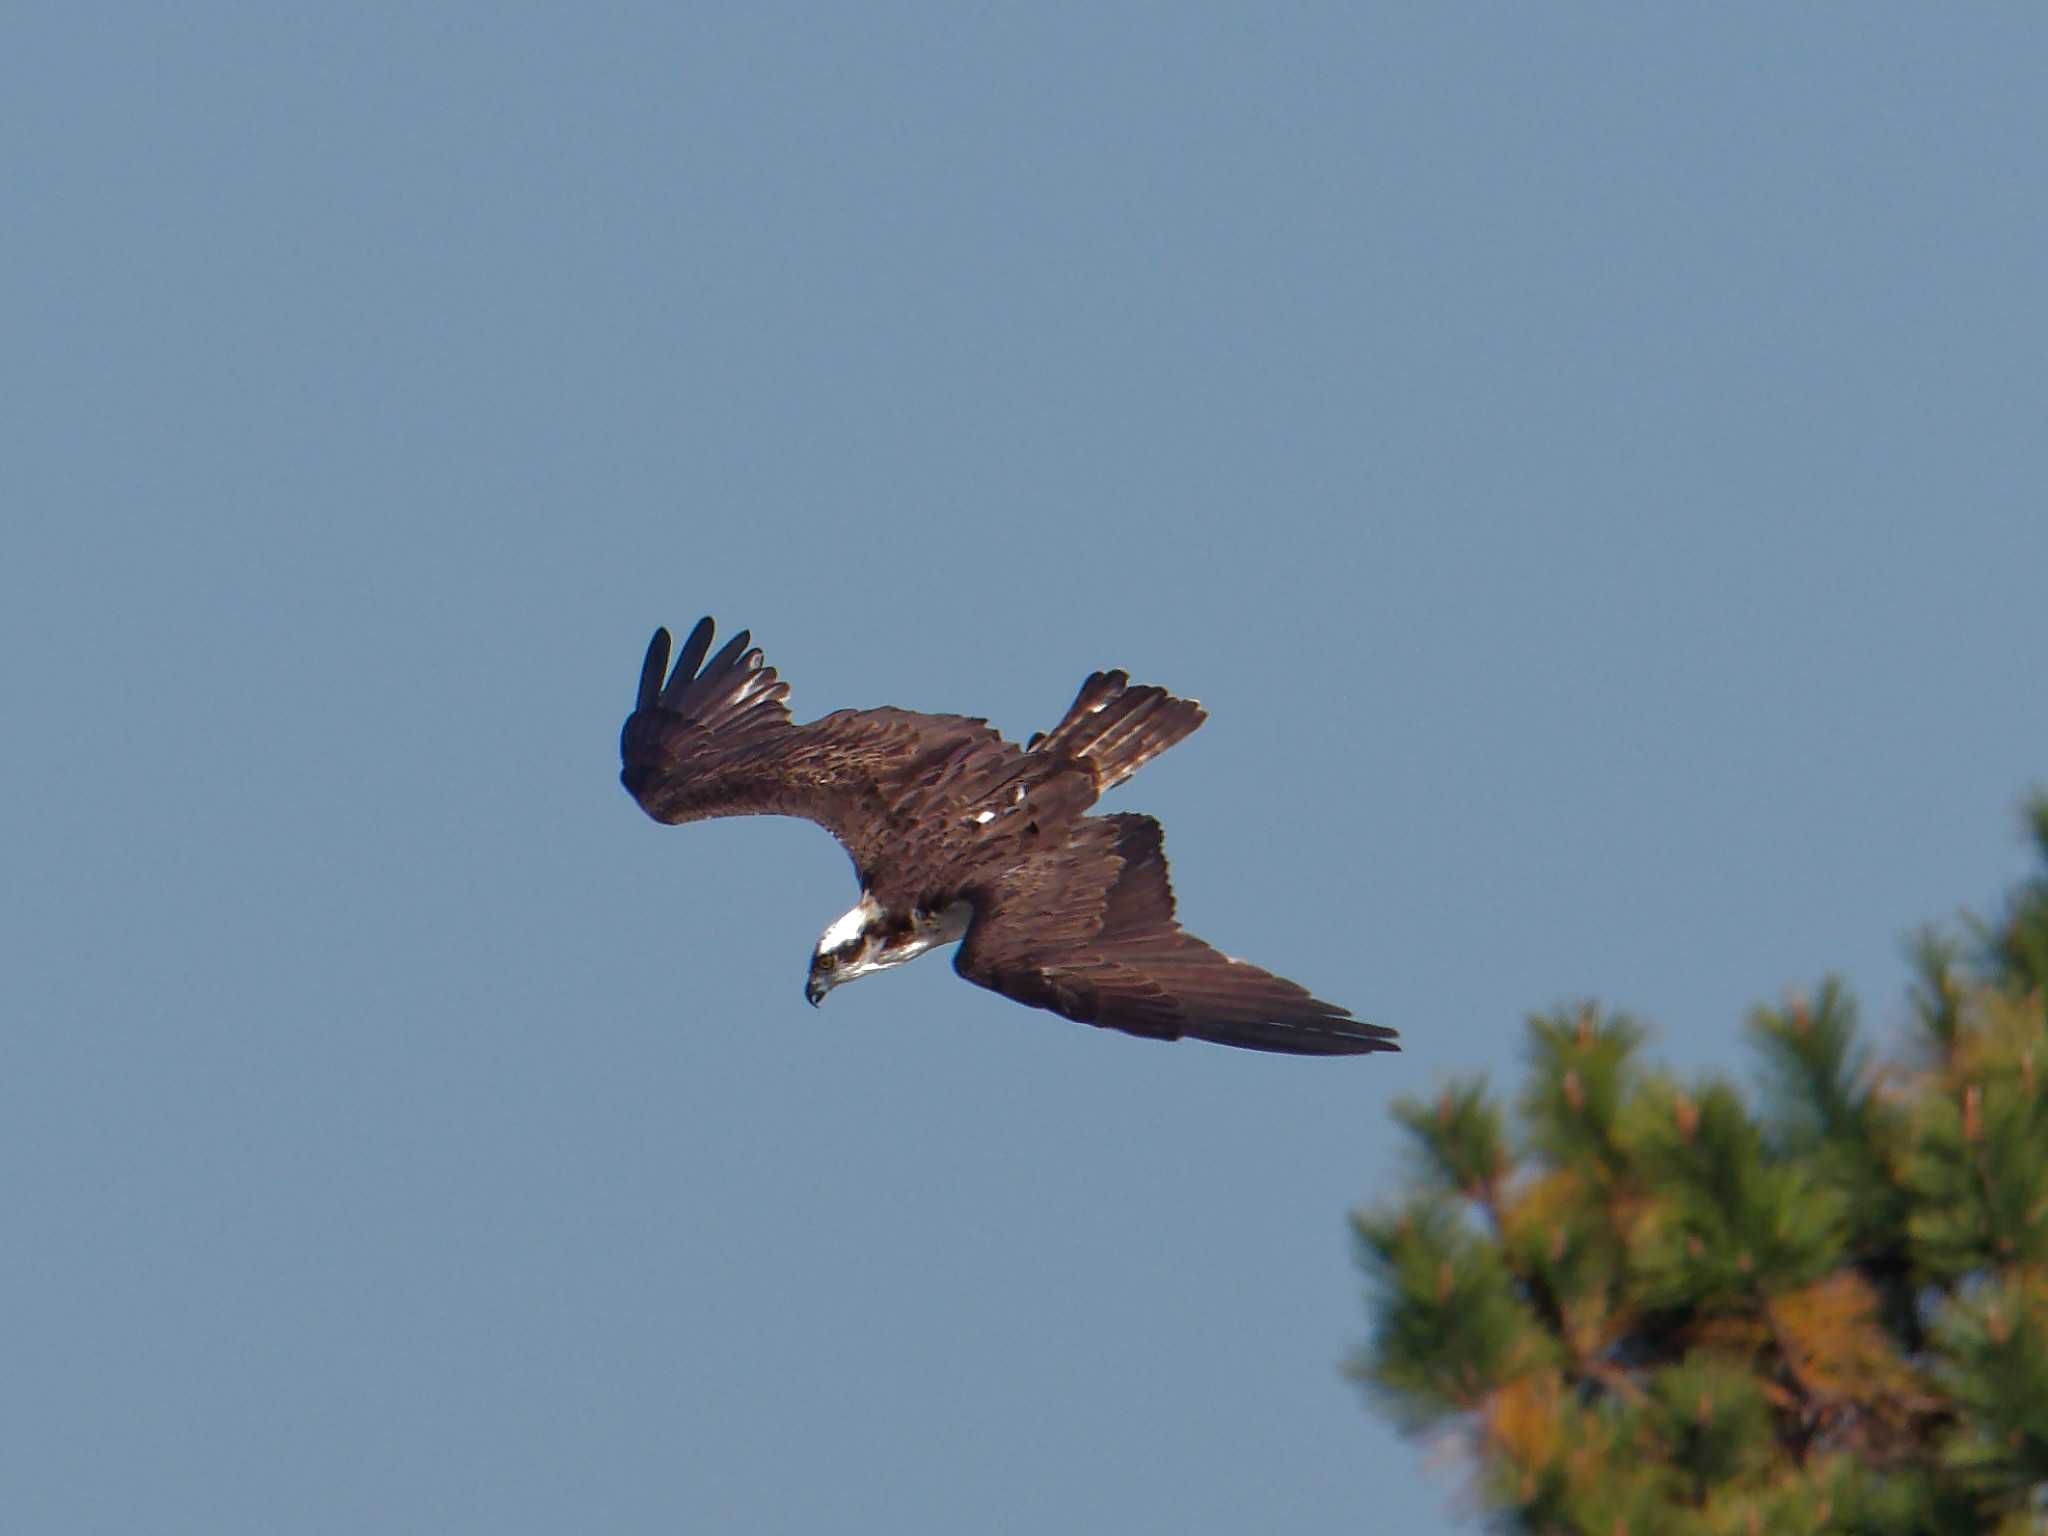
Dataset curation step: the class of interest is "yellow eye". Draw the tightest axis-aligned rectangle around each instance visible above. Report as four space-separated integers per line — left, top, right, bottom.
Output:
818 954 836 971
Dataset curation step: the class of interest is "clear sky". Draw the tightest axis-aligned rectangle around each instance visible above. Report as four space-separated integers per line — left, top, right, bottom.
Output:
6 5 2045 1532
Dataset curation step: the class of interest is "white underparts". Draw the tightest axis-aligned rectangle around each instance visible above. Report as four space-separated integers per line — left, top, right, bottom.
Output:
920 899 974 949
872 899 972 964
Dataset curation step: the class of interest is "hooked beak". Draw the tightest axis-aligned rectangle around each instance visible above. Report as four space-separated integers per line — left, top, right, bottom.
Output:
805 976 827 1007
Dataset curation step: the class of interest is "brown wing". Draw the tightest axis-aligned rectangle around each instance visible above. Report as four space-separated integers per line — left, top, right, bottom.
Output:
953 814 1396 1056
619 619 1021 890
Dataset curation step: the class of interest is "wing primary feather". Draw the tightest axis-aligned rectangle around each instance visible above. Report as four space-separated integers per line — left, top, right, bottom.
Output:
637 628 671 713
704 627 753 678
664 616 717 700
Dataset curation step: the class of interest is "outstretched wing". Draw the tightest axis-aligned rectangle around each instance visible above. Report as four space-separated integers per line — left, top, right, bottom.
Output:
619 618 1019 887
954 814 1396 1056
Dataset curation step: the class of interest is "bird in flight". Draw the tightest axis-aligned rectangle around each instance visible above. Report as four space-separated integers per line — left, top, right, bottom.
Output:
619 617 1394 1057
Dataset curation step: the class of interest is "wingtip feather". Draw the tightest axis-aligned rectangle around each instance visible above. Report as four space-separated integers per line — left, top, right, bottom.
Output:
663 617 717 700
638 628 672 712
705 628 753 677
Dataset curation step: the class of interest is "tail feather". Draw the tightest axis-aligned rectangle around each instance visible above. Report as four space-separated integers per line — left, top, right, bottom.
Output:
1033 670 1206 790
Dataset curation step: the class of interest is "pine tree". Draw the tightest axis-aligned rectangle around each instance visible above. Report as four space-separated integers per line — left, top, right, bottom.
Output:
1352 793 2048 1533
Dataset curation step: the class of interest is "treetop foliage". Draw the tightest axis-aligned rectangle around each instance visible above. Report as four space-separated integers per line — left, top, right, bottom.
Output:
1353 791 2048 1534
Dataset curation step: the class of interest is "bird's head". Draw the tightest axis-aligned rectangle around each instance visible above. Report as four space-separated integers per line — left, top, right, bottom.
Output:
805 896 889 1006
805 894 973 1006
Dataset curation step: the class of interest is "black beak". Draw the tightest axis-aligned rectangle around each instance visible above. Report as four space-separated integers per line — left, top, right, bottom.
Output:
805 977 827 1007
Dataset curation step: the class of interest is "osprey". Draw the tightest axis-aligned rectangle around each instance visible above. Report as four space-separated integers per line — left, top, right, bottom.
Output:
619 617 1395 1057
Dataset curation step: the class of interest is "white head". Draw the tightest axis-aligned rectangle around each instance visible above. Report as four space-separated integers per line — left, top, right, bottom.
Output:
804 894 974 1006
805 894 896 1005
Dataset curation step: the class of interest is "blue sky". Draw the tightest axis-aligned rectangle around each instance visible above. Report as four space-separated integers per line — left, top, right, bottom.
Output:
6 5 2045 1532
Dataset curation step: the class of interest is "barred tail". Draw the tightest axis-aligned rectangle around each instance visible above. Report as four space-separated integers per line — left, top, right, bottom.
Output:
1028 670 1207 791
